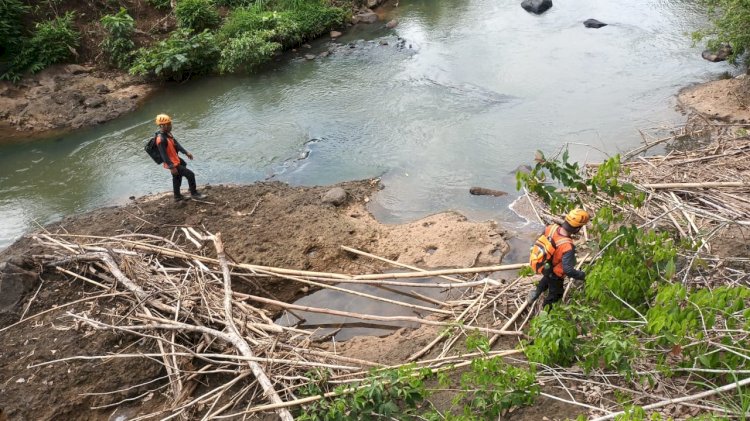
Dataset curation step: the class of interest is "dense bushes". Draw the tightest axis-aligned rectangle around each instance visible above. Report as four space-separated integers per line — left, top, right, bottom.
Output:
693 0 750 64
175 0 220 32
218 31 281 73
0 0 28 57
131 0 346 80
2 12 80 81
130 29 220 80
101 8 136 69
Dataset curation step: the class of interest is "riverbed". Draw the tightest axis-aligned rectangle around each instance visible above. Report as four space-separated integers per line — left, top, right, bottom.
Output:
0 0 735 250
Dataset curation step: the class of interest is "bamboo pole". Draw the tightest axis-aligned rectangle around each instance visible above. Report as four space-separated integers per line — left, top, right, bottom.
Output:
212 233 294 421
589 376 750 421
340 245 469 284
241 294 522 336
351 263 526 280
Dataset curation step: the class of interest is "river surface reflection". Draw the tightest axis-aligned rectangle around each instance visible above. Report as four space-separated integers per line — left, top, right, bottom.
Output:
0 0 734 249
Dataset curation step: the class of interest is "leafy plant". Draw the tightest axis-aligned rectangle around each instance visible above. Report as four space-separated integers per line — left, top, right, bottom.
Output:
130 29 220 80
524 305 583 366
1 11 79 81
692 0 750 64
218 30 281 73
101 8 136 69
646 284 749 371
0 0 29 58
585 225 676 319
297 365 432 420
175 0 220 32
580 327 640 378
146 0 171 10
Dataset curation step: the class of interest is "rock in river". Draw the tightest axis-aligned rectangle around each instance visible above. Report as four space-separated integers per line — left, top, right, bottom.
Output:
521 0 552 14
702 44 733 62
322 187 348 206
583 18 607 28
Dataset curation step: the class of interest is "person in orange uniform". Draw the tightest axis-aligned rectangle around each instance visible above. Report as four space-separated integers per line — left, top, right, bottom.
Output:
527 209 589 307
154 114 205 201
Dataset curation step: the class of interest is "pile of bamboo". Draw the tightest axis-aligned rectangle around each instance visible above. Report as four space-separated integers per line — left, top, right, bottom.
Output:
20 231 529 419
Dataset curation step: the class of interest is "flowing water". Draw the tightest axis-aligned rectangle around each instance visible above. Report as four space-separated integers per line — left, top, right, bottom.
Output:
0 0 735 250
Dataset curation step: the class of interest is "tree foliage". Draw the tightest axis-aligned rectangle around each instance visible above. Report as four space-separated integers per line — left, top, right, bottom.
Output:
693 0 750 64
101 8 136 69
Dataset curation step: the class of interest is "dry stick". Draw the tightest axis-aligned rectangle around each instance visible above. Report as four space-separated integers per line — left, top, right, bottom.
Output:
0 292 126 333
621 130 706 161
350 263 526 280
212 233 294 421
55 266 109 289
340 245 469 284
589 375 750 421
249 265 453 316
241 294 522 336
488 298 530 348
523 187 545 225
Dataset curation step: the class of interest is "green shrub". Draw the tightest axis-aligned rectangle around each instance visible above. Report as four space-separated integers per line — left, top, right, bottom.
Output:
146 0 171 10
218 30 281 73
585 226 676 320
646 284 750 371
580 327 640 378
0 0 28 57
175 0 220 32
693 0 750 64
525 305 582 366
297 365 432 420
101 8 136 69
2 11 79 81
220 2 346 47
219 8 281 40
130 29 219 80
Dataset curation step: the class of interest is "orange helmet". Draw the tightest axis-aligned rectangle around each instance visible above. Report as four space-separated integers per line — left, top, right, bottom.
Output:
155 114 172 125
565 209 590 228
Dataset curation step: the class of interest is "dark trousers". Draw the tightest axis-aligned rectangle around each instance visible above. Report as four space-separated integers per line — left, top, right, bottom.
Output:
172 160 197 198
534 273 565 308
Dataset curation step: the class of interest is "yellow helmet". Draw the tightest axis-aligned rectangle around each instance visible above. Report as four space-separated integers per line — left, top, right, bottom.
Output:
155 114 172 125
565 209 590 228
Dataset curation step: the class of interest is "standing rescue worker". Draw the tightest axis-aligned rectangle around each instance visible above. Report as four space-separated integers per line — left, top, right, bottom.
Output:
154 114 205 201
527 209 589 307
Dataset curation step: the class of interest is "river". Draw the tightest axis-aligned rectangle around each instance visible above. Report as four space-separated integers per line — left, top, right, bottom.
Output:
0 0 735 250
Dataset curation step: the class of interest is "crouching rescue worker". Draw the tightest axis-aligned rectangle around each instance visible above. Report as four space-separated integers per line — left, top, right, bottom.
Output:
527 208 589 308
155 114 206 202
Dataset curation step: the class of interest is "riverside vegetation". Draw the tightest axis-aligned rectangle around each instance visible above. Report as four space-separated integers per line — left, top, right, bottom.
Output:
0 0 350 82
288 144 750 420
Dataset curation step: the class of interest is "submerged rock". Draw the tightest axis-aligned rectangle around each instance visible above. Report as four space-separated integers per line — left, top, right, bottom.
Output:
521 0 552 14
357 10 378 24
583 18 607 28
702 44 733 62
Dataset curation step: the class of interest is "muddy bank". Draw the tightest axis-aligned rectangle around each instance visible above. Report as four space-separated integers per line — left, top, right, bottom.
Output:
677 73 750 123
0 64 155 142
0 179 510 420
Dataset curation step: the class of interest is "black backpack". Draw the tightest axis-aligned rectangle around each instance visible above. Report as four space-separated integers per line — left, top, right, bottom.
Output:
144 132 165 164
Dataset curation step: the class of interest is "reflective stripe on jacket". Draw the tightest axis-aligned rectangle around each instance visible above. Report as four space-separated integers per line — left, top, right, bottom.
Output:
545 224 573 278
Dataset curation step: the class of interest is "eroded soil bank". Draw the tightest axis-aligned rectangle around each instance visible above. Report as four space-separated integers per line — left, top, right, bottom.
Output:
0 179 510 420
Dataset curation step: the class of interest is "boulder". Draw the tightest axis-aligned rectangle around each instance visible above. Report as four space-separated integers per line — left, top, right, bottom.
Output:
330 30 342 38
356 10 379 24
304 54 316 60
583 18 607 28
367 0 378 8
702 44 733 62
95 84 110 94
64 64 92 75
0 262 39 313
521 0 552 14
84 95 105 108
322 187 348 206
386 19 398 29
